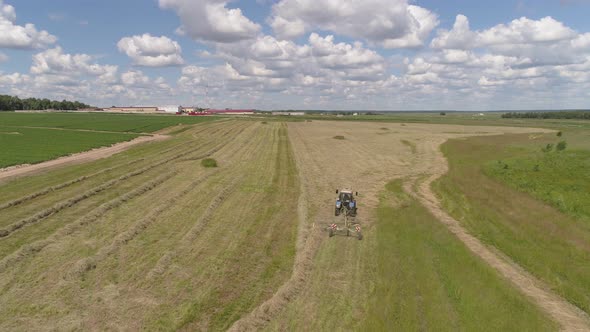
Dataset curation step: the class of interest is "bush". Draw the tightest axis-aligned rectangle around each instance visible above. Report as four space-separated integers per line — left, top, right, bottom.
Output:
261 121 267 124
542 143 554 153
333 135 345 140
557 131 562 137
440 112 446 116
556 141 567 151
201 158 218 168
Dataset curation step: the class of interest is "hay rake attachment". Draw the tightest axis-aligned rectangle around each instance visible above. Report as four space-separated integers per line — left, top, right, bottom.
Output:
327 204 363 240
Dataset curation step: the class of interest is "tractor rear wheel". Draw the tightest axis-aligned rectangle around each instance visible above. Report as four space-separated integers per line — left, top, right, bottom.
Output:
357 232 363 240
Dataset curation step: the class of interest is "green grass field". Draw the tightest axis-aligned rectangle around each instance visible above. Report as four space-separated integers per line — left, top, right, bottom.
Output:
433 130 590 314
0 112 218 133
0 126 139 168
0 112 222 168
485 148 590 221
365 180 556 331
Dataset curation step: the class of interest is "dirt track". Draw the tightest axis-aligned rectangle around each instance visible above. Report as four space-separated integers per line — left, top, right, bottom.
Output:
0 134 168 182
232 121 590 331
406 145 590 332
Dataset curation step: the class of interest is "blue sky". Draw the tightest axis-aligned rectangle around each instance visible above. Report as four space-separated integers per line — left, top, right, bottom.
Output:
1 0 590 110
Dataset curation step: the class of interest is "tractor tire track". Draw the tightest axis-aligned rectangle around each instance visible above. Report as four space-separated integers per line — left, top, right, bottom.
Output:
0 171 176 274
404 139 590 332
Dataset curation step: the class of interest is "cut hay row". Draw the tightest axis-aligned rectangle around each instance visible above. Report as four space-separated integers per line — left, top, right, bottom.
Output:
147 175 244 279
180 124 249 162
0 158 145 211
228 126 321 331
68 169 220 279
0 127 243 239
0 171 176 274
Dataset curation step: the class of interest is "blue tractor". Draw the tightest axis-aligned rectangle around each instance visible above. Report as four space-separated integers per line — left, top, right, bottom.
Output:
335 188 358 217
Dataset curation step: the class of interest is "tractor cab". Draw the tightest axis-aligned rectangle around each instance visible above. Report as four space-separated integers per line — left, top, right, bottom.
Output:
335 189 358 217
339 191 353 203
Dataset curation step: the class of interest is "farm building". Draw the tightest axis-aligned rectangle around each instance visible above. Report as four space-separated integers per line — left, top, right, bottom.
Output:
272 111 305 116
103 107 162 113
207 109 255 115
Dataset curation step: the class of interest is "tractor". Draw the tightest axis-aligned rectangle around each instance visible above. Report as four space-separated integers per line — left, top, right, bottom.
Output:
329 188 362 240
335 188 358 217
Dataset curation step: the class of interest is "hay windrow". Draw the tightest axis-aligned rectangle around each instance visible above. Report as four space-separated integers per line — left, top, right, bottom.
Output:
68 170 219 279
0 158 145 211
0 171 176 273
146 176 243 279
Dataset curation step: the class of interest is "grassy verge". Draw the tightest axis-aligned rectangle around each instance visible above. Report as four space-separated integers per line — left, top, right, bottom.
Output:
485 150 590 220
433 133 590 314
0 126 139 168
364 180 555 331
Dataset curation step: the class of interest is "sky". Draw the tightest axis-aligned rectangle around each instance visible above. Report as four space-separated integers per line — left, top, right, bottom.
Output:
1 0 590 110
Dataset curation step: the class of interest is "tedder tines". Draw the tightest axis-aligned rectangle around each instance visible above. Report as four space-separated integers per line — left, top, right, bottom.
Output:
328 188 362 240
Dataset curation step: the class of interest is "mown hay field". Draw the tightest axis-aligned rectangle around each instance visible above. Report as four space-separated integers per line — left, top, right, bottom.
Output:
1 116 588 330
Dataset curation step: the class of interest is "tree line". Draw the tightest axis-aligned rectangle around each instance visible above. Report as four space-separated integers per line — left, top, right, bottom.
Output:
502 111 590 120
0 95 92 111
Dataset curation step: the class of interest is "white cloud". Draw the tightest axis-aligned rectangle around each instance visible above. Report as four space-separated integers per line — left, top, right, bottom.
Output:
0 0 57 49
30 47 117 78
0 72 29 85
117 34 183 67
432 15 576 50
0 51 7 62
269 0 438 48
159 0 260 43
121 70 150 86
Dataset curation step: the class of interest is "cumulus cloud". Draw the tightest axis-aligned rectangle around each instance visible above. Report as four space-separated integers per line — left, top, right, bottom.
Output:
432 15 576 50
0 0 57 49
269 0 438 48
117 34 183 67
30 47 117 78
159 0 260 43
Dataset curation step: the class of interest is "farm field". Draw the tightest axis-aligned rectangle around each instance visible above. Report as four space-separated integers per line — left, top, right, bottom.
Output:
0 126 140 168
0 112 218 133
0 112 219 169
433 129 590 316
1 116 590 330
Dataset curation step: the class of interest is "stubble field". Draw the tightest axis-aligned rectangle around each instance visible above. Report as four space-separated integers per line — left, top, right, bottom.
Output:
1 117 589 330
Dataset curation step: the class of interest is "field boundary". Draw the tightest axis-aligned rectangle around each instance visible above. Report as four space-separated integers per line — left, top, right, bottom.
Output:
404 141 590 331
0 134 169 181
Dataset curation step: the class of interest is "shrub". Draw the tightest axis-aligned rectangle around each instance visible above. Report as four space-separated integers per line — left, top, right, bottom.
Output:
556 141 567 151
333 135 345 140
201 158 218 168
542 143 554 153
261 121 267 124
440 112 446 116
557 131 562 137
